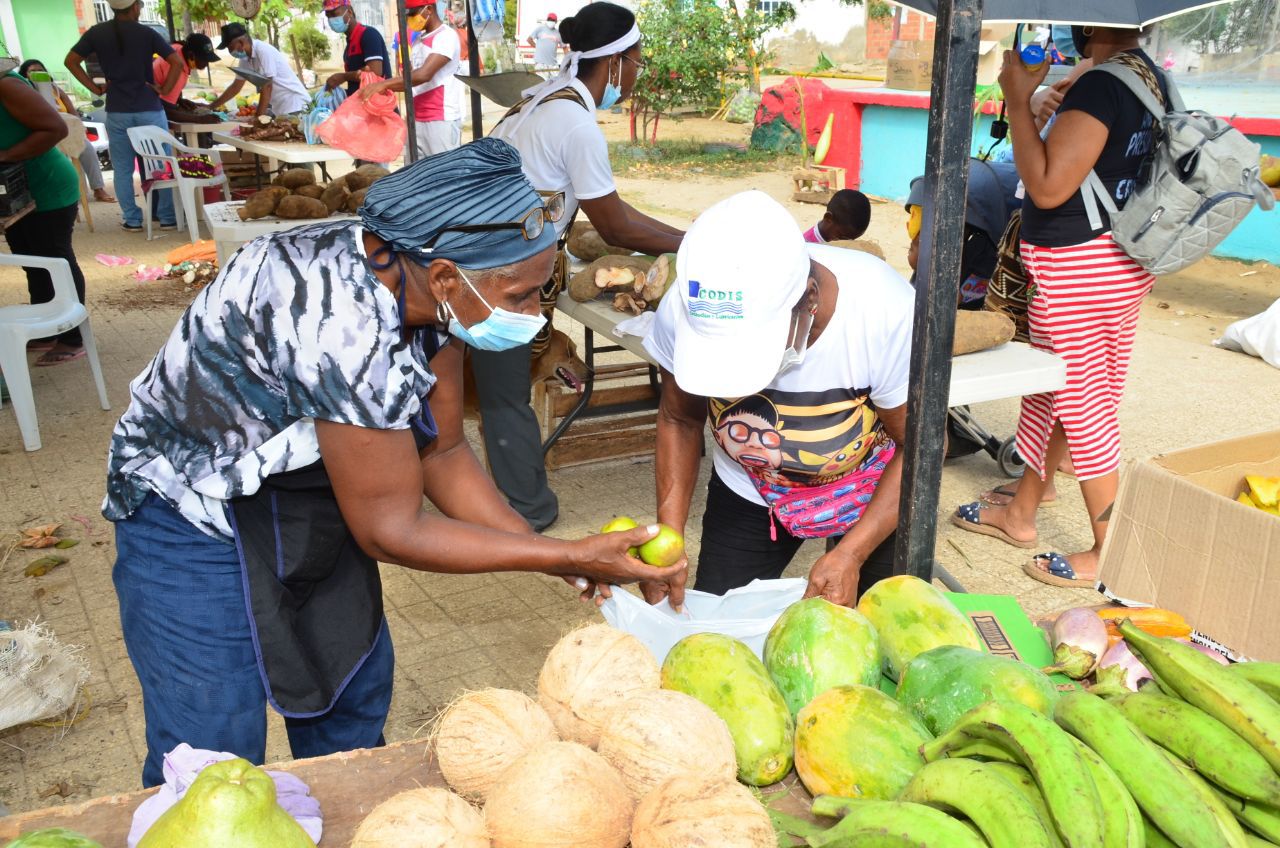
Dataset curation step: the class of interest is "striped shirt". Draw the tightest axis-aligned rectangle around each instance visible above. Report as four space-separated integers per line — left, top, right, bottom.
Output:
102 222 436 541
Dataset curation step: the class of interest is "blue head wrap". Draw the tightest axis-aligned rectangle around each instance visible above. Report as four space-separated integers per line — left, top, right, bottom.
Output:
361 138 556 270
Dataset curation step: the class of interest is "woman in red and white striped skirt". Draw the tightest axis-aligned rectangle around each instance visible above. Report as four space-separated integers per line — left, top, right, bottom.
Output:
951 24 1163 587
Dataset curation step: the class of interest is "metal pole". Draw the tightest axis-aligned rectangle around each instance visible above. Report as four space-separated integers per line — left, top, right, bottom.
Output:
893 0 983 579
397 0 418 163
163 0 178 42
466 0 483 140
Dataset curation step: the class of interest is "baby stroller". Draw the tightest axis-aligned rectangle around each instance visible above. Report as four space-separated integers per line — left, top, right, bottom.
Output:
906 158 1027 476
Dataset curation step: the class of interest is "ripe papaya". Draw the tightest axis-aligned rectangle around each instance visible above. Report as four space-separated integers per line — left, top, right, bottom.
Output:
856 575 982 681
896 645 1061 735
661 633 793 786
763 597 882 718
794 684 931 800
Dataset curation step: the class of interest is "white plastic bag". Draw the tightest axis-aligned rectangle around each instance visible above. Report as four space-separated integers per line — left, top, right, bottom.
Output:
599 578 806 665
1216 297 1280 369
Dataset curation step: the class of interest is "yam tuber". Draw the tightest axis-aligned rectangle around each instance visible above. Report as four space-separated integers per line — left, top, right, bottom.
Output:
273 168 316 190
345 187 368 214
953 310 1014 356
320 181 350 213
567 221 631 262
294 184 325 200
612 292 647 315
275 194 329 220
237 186 291 221
640 253 676 306
828 238 886 260
344 164 390 192
567 255 654 303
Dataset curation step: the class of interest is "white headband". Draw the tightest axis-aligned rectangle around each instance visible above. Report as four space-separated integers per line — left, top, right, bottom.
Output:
509 24 641 131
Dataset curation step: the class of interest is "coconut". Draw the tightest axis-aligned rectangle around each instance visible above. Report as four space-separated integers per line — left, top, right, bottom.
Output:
630 774 775 848
434 689 558 802
351 788 488 848
597 689 737 801
485 741 632 848
537 624 659 748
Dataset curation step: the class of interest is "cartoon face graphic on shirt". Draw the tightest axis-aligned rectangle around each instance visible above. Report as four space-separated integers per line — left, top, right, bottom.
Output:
712 395 784 472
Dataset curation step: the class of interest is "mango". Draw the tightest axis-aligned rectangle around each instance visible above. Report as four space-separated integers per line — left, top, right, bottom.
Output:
600 515 640 557
638 524 685 567
661 633 794 785
763 597 882 718
856 575 982 681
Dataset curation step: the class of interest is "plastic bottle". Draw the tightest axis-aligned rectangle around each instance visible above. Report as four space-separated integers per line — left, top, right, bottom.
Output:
1020 44 1047 72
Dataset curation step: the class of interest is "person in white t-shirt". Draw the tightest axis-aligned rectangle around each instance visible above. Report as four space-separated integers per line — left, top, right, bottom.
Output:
361 1 462 158
528 14 563 70
210 23 310 117
471 2 685 532
641 191 914 607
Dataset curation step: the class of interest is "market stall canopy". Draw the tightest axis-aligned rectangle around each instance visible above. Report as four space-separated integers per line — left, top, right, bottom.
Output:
456 72 550 109
889 0 1238 26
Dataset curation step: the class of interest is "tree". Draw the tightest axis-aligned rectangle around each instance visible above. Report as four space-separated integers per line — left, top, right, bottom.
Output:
1163 0 1274 55
630 0 735 143
161 0 323 49
721 0 872 94
287 16 331 70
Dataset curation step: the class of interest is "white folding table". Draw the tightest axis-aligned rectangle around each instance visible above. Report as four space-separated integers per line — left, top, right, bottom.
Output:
204 201 356 266
211 131 352 185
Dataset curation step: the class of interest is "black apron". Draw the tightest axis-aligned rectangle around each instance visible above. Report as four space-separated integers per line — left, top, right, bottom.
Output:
229 275 440 718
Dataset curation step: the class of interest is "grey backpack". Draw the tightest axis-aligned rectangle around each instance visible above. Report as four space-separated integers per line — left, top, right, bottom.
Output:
1081 61 1274 276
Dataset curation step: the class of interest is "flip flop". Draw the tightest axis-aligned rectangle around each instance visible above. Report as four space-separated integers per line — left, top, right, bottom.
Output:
980 483 1059 508
950 502 1037 549
1022 552 1096 588
35 348 87 367
26 339 57 353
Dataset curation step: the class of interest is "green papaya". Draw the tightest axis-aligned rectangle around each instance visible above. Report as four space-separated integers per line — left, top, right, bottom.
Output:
3 830 103 848
137 758 316 848
795 684 932 800
764 597 882 718
661 632 794 786
897 645 1061 735
856 575 982 680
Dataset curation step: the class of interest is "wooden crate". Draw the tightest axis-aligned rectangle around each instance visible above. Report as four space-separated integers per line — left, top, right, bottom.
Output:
535 361 660 469
792 165 847 205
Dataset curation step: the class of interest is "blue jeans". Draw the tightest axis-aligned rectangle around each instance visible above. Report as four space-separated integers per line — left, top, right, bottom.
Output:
105 110 175 228
113 494 394 788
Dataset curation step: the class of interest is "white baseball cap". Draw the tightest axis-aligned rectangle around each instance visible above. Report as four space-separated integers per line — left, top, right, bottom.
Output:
668 191 811 397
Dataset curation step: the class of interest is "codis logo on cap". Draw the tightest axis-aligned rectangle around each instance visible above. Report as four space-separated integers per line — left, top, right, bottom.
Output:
687 280 744 320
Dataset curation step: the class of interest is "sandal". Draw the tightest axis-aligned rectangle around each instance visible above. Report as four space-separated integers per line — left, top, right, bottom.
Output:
1022 552 1096 588
950 502 1037 549
26 339 57 353
980 483 1058 508
35 348 87 367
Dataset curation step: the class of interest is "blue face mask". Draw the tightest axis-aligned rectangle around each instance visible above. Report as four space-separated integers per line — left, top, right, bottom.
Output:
231 49 248 60
446 268 546 351
598 82 622 111
328 15 349 34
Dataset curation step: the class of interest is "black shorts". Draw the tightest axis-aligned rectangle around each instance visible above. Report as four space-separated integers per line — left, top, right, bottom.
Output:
694 471 897 601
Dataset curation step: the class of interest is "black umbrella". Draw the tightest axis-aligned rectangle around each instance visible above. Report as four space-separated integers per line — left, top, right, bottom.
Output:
891 0 1238 25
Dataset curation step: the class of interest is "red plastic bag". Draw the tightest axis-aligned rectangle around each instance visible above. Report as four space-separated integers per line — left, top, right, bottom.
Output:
317 72 405 163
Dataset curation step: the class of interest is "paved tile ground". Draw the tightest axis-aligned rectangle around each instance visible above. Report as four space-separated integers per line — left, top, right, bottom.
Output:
2 164 1279 816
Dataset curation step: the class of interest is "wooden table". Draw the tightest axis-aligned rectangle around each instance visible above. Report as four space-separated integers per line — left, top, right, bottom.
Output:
0 202 35 234
211 130 351 186
0 737 820 845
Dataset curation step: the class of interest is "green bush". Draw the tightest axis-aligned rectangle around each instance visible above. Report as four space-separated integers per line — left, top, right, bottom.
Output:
287 16 331 70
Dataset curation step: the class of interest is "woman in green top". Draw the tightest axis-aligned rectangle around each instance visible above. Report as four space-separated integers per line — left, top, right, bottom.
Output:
0 70 88 366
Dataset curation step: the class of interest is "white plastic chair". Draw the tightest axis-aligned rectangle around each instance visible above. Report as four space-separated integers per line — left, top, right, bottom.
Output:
0 254 110 451
126 125 231 244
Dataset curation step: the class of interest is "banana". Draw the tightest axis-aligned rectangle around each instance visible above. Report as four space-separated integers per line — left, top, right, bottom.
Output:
1164 750 1252 847
1068 736 1144 848
1121 623 1280 773
1112 691 1280 806
921 700 1105 848
1145 817 1179 848
938 738 1019 763
1215 790 1280 844
806 798 987 848
1244 835 1277 848
1230 662 1280 703
896 758 1055 848
985 763 1067 848
1055 689 1246 848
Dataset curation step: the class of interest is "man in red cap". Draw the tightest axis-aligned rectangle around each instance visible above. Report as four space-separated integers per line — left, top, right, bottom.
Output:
324 0 390 95
528 13 563 71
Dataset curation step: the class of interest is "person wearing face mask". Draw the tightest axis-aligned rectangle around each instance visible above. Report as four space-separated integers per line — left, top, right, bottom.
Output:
64 0 184 232
641 191 914 607
151 33 221 122
360 0 462 158
208 22 309 118
476 1 684 531
323 0 390 95
102 140 685 789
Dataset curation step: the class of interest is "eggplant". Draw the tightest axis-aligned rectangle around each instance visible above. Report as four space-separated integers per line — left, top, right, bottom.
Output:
1043 608 1108 679
1091 639 1155 696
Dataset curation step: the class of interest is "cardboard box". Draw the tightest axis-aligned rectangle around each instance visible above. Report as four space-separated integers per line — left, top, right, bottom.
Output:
885 40 934 91
1098 429 1280 661
975 25 1015 87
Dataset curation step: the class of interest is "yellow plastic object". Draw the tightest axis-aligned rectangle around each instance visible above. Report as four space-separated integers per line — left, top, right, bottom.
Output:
1245 475 1280 508
814 113 835 166
907 205 923 240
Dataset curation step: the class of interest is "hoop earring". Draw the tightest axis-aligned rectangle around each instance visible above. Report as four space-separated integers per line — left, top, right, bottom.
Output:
1082 26 1095 37
436 301 450 326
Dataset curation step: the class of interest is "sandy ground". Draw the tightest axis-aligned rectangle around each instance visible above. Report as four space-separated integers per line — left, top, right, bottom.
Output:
1 113 1279 817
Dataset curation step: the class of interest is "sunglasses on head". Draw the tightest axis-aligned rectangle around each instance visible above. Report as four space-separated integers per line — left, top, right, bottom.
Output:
420 192 565 249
